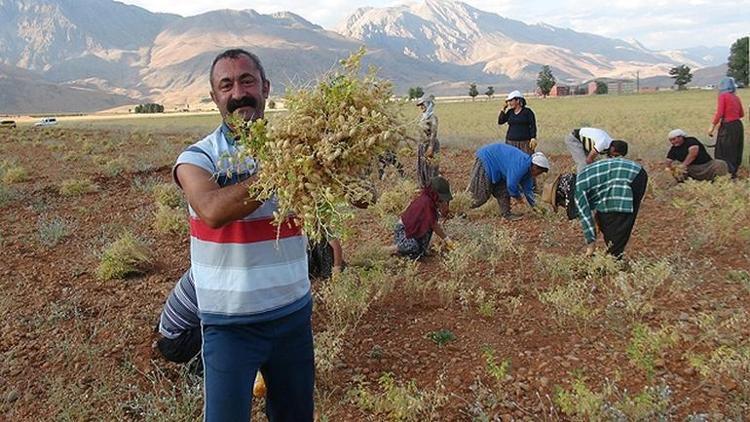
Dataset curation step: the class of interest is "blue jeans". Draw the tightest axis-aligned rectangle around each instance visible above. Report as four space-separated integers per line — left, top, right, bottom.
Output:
202 299 314 421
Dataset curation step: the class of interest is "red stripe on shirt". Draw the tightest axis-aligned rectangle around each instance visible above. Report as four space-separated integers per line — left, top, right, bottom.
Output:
190 217 302 243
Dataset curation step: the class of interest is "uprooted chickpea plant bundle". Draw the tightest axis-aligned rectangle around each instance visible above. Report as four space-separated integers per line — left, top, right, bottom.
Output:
228 48 414 242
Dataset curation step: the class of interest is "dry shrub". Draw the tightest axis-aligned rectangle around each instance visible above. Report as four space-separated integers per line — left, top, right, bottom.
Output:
317 265 392 332
536 251 621 282
347 243 394 268
153 205 188 235
371 178 419 228
102 156 129 177
152 183 184 208
232 48 411 242
672 177 750 248
449 191 473 216
1 164 28 184
351 373 447 422
555 376 673 420
60 179 99 196
96 232 152 280
314 329 345 382
37 216 72 247
684 310 750 400
607 258 678 322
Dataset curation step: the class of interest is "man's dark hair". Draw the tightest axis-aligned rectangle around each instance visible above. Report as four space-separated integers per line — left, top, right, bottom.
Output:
209 48 267 88
609 140 629 156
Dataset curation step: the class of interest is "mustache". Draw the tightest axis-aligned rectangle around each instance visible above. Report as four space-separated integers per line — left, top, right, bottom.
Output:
227 96 258 114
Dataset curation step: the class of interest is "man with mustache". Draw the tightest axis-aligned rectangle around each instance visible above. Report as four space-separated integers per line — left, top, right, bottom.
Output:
172 49 313 421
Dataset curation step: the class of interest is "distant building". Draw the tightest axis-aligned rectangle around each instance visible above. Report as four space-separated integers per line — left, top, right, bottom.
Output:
548 84 571 97
587 81 598 95
607 80 636 95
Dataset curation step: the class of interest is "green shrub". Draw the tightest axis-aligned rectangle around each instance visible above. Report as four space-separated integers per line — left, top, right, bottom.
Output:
351 373 446 421
482 346 511 386
317 266 392 332
0 185 16 206
152 183 184 208
2 165 28 184
102 157 129 177
153 205 188 235
626 323 678 380
426 329 456 347
371 178 419 228
672 177 750 248
59 179 99 196
555 376 673 420
96 232 152 280
37 216 72 247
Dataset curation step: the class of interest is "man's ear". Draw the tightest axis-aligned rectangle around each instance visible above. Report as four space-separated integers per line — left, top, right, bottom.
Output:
262 80 270 99
210 89 217 105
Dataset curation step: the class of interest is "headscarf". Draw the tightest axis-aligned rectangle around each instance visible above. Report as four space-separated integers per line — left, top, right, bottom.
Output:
400 186 439 239
719 77 737 93
417 95 435 121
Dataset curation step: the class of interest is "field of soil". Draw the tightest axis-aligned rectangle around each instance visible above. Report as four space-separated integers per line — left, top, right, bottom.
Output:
2 117 750 420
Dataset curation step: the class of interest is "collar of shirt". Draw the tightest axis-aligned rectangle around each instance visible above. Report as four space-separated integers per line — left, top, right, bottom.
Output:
220 122 238 146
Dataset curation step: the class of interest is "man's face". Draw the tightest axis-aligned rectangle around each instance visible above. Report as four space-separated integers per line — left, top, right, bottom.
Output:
669 135 684 147
530 165 547 177
210 55 270 123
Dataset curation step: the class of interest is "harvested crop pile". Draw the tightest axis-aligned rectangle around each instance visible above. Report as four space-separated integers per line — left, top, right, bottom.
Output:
232 48 412 241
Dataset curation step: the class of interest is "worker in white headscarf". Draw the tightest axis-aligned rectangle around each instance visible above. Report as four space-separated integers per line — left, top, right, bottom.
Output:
416 94 440 187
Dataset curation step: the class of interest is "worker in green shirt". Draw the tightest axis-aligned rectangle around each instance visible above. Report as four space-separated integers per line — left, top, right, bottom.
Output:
574 142 647 258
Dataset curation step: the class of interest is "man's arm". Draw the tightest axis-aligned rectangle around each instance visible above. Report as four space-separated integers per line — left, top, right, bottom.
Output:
683 145 700 166
175 164 261 228
585 148 598 164
575 185 596 244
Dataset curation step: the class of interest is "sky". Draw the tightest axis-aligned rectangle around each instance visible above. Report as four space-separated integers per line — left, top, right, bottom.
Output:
121 0 749 51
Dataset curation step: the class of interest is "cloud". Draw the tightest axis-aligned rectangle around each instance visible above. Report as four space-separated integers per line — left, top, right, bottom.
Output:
121 0 750 50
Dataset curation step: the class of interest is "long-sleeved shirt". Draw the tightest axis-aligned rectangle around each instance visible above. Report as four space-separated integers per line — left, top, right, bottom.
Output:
476 143 535 205
575 158 643 243
498 107 537 141
712 92 745 125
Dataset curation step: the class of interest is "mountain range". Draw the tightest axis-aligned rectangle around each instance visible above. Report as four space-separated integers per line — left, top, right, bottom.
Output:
0 0 730 113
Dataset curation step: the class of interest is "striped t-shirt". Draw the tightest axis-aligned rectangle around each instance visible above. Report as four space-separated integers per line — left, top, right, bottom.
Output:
158 270 199 339
173 124 311 325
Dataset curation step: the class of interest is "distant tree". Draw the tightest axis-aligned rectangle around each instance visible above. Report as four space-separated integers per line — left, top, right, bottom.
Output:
134 103 165 113
536 65 556 97
485 86 495 100
595 81 608 95
408 86 424 100
267 99 276 109
727 36 749 87
469 83 479 101
669 65 693 90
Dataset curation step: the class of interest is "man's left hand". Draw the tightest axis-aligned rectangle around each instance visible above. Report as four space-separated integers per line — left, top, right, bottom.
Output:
584 244 595 256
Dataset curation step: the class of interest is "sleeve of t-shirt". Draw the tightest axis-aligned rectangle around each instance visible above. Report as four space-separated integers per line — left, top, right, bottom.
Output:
594 135 611 153
528 109 537 139
172 145 216 189
666 147 677 161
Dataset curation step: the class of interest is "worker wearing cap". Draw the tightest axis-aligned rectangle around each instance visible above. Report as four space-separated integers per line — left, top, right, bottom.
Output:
665 128 728 182
499 90 537 154
390 176 453 259
564 127 622 173
468 143 550 220
575 145 647 258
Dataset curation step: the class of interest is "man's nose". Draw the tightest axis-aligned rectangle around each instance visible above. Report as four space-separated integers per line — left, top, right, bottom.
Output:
230 81 246 98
